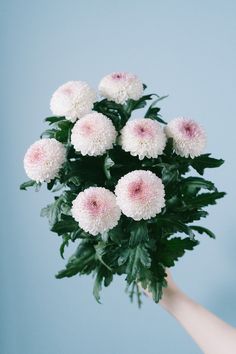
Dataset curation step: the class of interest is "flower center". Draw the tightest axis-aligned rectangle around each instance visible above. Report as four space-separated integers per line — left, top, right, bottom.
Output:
181 122 197 138
128 180 145 200
134 124 153 138
85 196 103 216
112 72 125 80
62 87 73 95
80 123 93 135
28 147 44 164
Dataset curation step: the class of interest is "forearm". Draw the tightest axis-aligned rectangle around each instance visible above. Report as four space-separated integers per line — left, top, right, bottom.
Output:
160 289 236 354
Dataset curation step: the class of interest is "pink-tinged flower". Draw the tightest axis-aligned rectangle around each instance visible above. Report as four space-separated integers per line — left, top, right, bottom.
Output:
165 117 207 158
71 187 121 236
71 112 117 156
115 170 165 221
23 138 66 183
120 118 167 159
98 72 143 104
50 81 96 122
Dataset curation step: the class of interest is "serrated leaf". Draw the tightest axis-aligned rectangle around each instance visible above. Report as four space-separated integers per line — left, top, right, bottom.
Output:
51 214 78 235
40 129 57 138
40 195 71 227
144 265 167 303
93 266 113 303
118 249 130 266
60 234 70 258
56 241 97 278
93 268 103 303
108 224 124 244
95 242 112 271
181 176 216 193
156 216 195 238
145 96 168 124
190 154 225 175
104 155 114 180
125 245 151 283
20 180 37 190
185 191 226 209
157 237 199 267
44 116 65 124
159 163 179 185
190 225 216 239
129 222 148 247
125 94 156 114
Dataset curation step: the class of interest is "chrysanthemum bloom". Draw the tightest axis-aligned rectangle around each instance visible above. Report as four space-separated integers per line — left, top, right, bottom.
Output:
165 117 207 158
98 72 143 104
115 170 165 221
71 187 121 236
71 112 117 156
24 138 66 183
120 118 167 160
50 81 96 122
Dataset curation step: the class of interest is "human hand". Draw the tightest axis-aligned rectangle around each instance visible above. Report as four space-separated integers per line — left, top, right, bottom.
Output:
140 269 180 306
140 269 236 354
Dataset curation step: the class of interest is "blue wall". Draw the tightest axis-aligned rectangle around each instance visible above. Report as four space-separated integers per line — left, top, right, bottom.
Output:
1 1 236 353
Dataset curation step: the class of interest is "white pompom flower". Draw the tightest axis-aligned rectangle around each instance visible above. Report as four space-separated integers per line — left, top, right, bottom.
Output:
165 117 207 158
120 118 167 160
115 170 165 221
50 81 96 122
71 187 121 236
71 112 117 156
98 72 143 104
24 138 66 183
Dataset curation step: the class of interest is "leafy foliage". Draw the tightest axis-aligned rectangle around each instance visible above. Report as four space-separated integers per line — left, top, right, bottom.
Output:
20 85 226 306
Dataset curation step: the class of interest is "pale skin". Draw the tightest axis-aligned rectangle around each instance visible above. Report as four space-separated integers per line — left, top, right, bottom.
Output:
141 271 236 354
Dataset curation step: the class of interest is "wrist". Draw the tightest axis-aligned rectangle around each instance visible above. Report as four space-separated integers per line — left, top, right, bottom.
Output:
160 285 183 311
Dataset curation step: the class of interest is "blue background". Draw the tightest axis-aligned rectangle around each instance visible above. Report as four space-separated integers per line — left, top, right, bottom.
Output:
1 1 236 353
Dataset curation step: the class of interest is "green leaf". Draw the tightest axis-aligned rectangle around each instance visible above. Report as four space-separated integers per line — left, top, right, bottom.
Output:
181 176 216 194
20 180 37 190
93 266 113 303
159 163 179 185
40 129 57 138
190 154 224 175
95 242 113 271
56 241 97 278
184 191 226 209
156 216 195 238
125 94 156 114
129 222 149 247
176 209 209 223
47 178 57 191
104 155 114 180
70 228 87 241
144 96 168 124
44 116 65 124
40 194 71 227
127 281 143 308
157 237 199 267
108 224 124 244
190 225 216 239
145 265 167 303
117 249 130 266
93 268 103 303
93 99 126 128
55 121 73 143
124 245 151 283
60 234 70 258
163 138 174 155
51 214 79 235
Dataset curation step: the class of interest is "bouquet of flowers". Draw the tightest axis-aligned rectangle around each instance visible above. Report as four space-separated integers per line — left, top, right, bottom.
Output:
20 72 225 306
